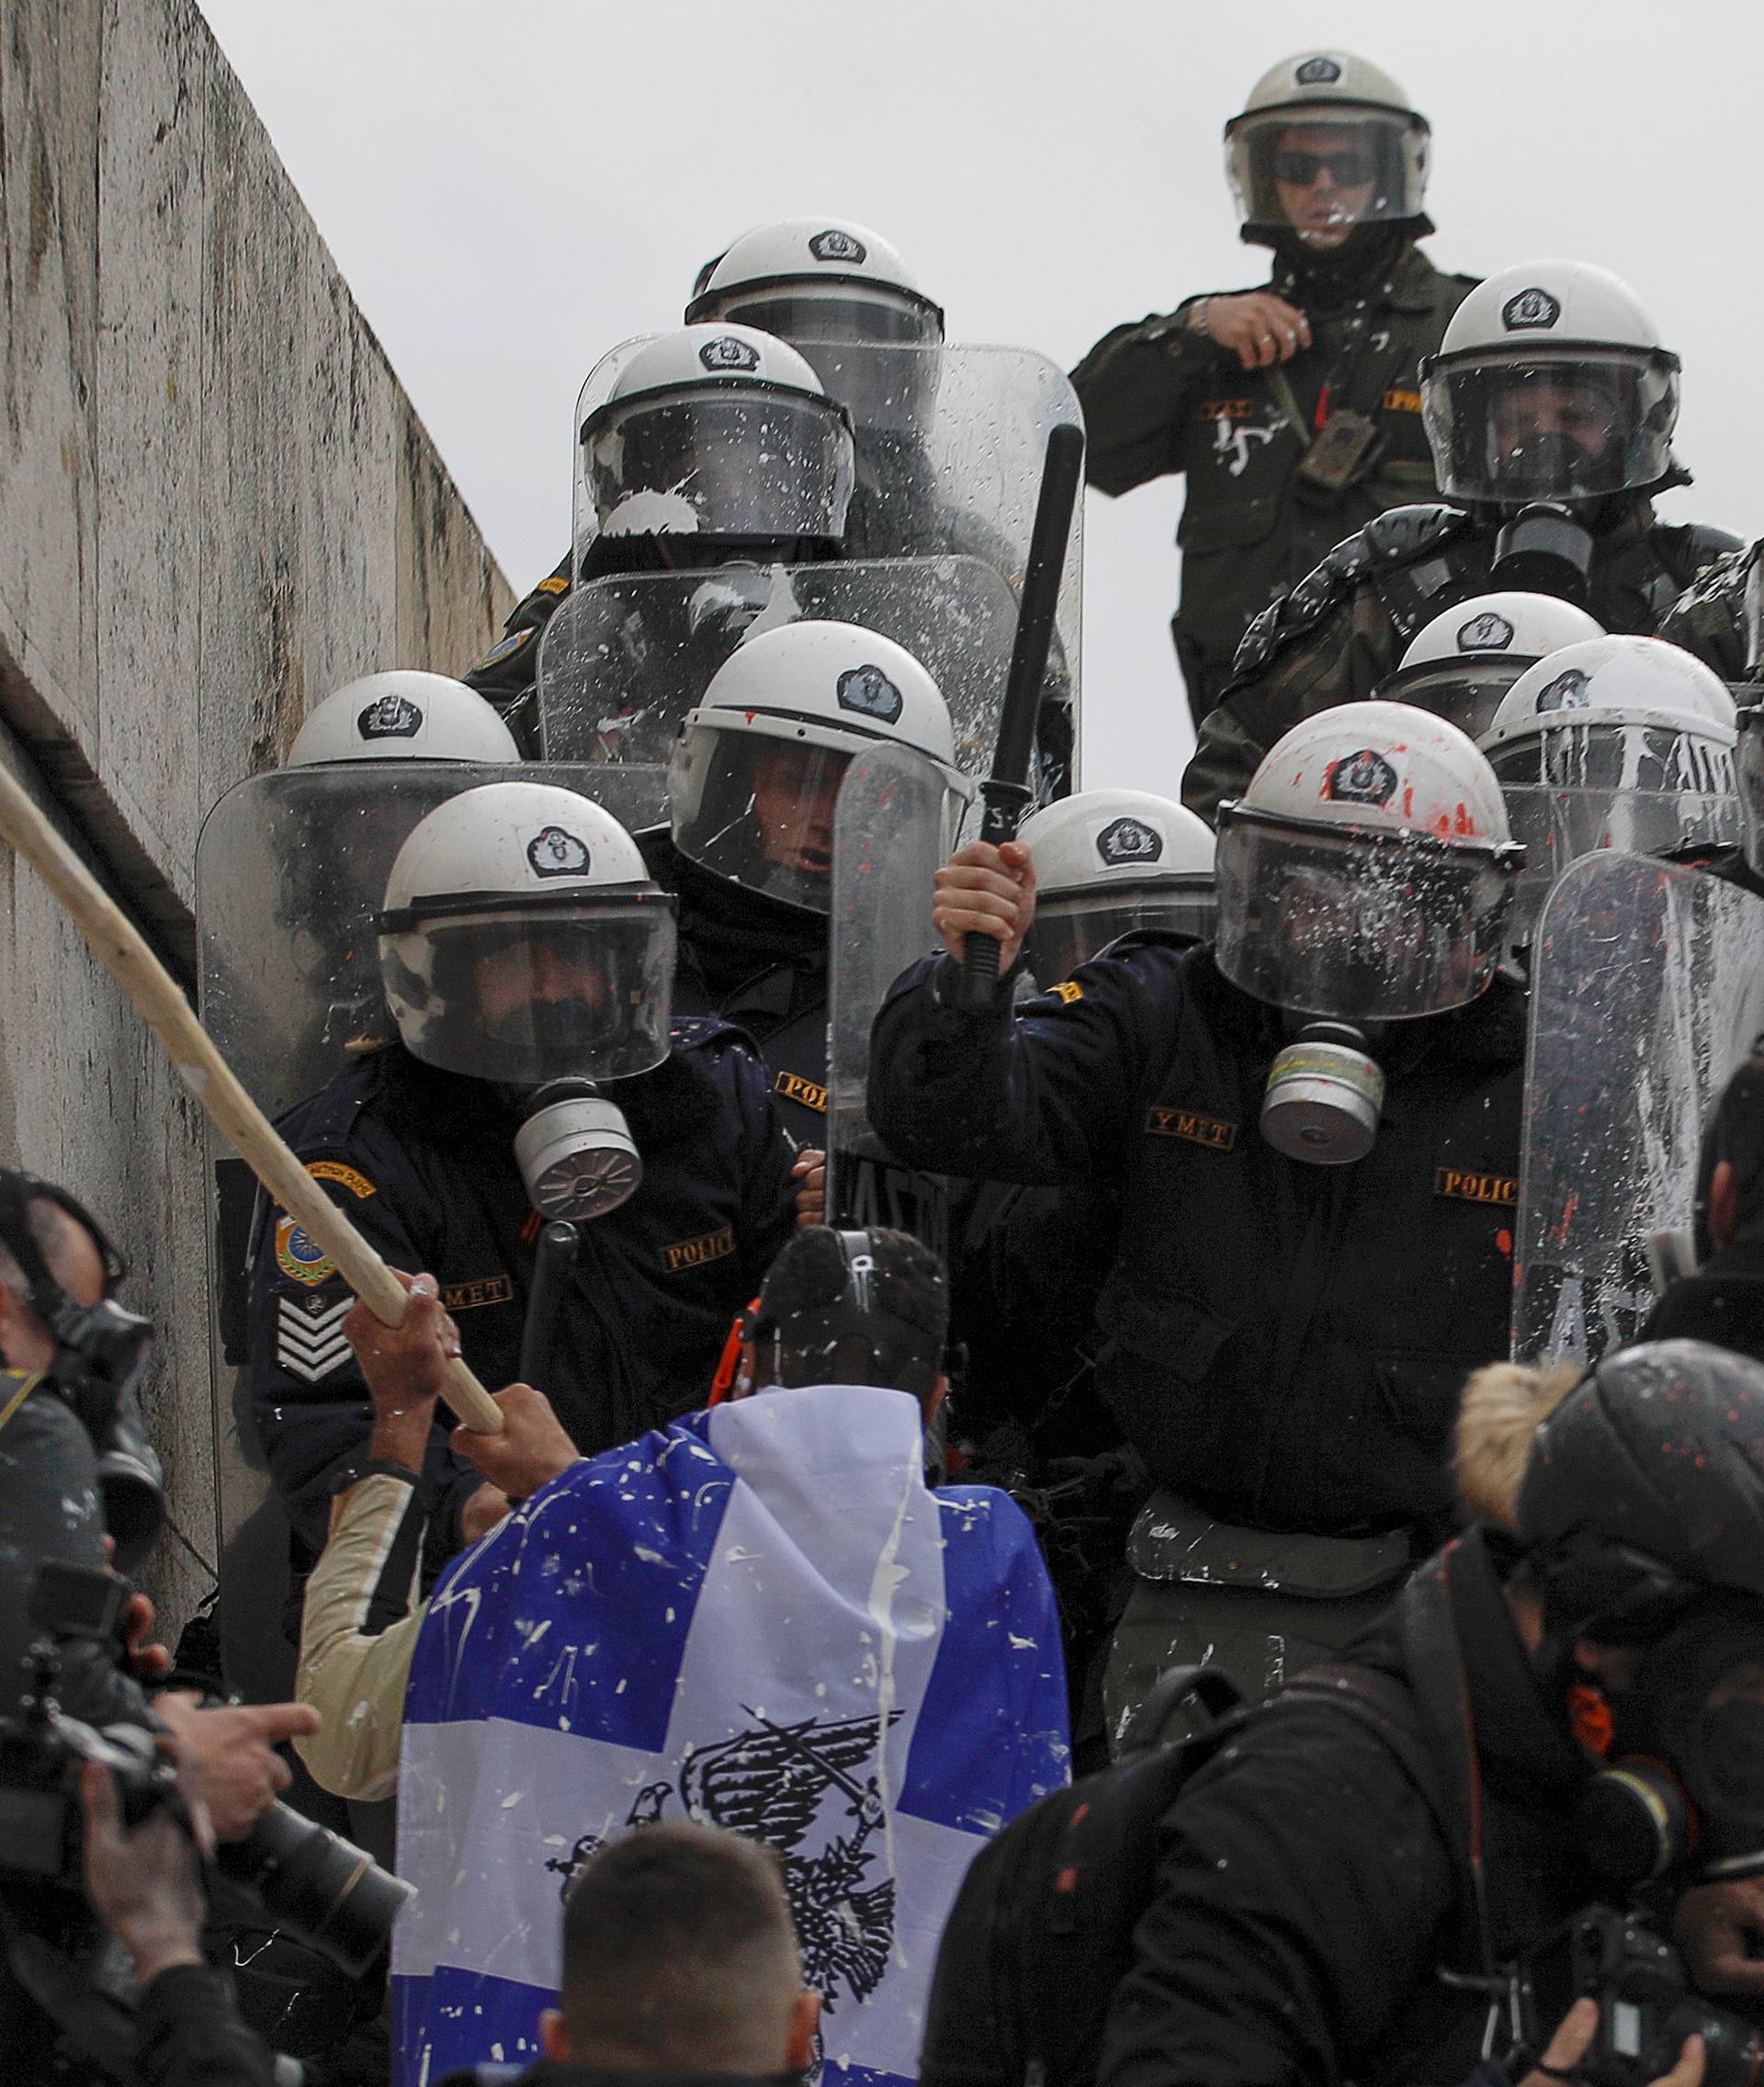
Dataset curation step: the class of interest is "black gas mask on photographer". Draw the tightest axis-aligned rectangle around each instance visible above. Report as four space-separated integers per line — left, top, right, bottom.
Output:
0 1173 161 1574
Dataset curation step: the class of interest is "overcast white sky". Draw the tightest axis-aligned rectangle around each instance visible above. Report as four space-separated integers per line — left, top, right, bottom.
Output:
198 0 1762 792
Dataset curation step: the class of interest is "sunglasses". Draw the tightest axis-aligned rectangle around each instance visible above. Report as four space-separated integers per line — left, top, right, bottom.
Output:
1271 148 1375 187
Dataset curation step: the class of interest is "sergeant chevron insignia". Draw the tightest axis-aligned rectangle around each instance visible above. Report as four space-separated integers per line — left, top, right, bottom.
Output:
277 1292 353 1384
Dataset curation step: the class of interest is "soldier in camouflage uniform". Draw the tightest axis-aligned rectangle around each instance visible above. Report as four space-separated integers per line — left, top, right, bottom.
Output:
1182 257 1740 823
1073 50 1474 732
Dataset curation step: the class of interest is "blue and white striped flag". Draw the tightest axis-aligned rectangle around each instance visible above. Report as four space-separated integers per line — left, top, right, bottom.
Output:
393 1383 1069 2086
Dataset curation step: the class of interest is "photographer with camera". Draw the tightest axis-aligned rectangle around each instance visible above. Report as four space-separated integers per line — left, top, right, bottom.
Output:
1080 1339 1764 2087
0 1168 406 2082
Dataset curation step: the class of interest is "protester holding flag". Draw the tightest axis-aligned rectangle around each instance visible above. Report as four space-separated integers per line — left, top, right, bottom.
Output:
292 1227 1069 2086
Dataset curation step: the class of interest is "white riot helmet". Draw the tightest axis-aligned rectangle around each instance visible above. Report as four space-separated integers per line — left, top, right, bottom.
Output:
1479 637 1739 898
1225 51 1429 248
1734 702 1764 879
668 620 970 915
1421 261 1681 508
288 672 519 767
1382 593 1606 740
1020 790 1216 984
1216 701 1522 1023
577 323 855 549
686 218 944 439
379 782 676 1092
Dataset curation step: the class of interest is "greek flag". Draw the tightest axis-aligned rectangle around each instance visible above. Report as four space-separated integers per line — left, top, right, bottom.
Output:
393 1383 1069 2086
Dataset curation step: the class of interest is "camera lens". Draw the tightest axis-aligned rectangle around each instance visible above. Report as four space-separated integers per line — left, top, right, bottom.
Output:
216 1802 413 1977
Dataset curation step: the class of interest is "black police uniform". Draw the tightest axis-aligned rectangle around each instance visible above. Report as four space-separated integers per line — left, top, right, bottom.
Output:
639 829 830 1150
1098 1529 1595 2087
1182 497 1741 824
1074 243 1475 730
868 943 1524 1538
248 1026 797 1560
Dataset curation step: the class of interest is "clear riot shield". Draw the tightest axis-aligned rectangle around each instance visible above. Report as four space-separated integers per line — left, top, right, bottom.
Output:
196 761 669 1121
1514 852 1764 1365
1500 784 1742 948
827 744 967 1260
537 557 1018 784
570 340 1082 698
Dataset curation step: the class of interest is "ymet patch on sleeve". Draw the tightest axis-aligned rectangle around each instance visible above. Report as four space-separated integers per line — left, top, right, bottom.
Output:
440 1275 515 1312
1145 1106 1238 1151
276 1214 338 1287
1382 388 1423 413
662 1227 736 1275
1433 1166 1519 1207
775 1070 829 1114
307 1160 376 1198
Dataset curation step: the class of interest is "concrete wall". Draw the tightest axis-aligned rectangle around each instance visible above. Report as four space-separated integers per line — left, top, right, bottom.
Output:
0 0 514 1629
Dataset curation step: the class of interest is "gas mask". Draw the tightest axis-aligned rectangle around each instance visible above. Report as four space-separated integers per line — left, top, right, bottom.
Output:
1575 1601 1764 1889
0 1173 163 1572
1261 1019 1387 1164
514 1078 641 1221
1489 503 1595 605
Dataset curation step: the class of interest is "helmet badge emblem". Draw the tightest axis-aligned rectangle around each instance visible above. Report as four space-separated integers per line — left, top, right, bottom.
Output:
1326 748 1400 806
1096 816 1163 867
356 692 424 740
1535 667 1591 713
1501 288 1563 332
836 664 904 724
699 335 762 373
809 229 866 265
1295 55 1342 84
1457 612 1517 652
526 826 593 878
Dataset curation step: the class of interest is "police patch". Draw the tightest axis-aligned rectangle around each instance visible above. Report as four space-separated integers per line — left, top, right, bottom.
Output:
276 1215 336 1288
836 664 903 724
1046 981 1084 1005
1535 667 1591 713
1457 611 1516 652
1434 1166 1519 1207
1295 55 1342 83
699 335 762 373
1501 288 1562 332
1326 748 1399 806
775 1069 829 1114
1096 816 1163 868
526 825 592 878
356 693 423 742
662 1226 736 1274
809 228 866 265
1146 1106 1238 1151
276 1292 351 1383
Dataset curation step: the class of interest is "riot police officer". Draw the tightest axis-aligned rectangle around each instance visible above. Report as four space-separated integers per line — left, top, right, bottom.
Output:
647 618 968 1150
869 704 1529 1732
464 324 856 748
247 780 798 1569
1074 50 1475 730
1184 258 1741 822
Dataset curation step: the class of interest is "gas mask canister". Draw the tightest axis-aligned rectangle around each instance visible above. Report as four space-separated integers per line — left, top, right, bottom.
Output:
1576 1601 1764 1889
1260 1020 1387 1164
514 1078 642 1222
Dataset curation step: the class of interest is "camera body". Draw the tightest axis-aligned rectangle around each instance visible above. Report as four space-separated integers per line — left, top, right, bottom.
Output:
1519 1904 1764 2087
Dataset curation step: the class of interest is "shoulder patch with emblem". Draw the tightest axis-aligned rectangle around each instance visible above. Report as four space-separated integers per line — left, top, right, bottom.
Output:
473 628 534 672
276 1291 352 1383
276 1215 337 1287
307 1160 375 1198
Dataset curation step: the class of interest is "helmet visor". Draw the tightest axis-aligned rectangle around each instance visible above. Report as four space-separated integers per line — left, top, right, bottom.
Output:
379 894 676 1086
584 390 854 543
670 721 854 914
1027 883 1216 987
1381 655 1536 741
1421 349 1680 505
1225 107 1428 237
1738 709 1764 877
1214 809 1519 1019
1498 782 1741 944
700 284 944 349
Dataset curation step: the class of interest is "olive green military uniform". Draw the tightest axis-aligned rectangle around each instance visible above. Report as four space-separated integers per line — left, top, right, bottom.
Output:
1072 244 1476 729
1657 540 1758 682
1180 498 1742 824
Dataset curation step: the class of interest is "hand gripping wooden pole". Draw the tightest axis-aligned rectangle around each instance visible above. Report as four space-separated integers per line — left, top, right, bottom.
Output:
0 757 505 1433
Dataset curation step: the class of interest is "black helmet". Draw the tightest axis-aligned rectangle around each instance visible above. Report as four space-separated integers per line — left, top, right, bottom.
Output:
1516 1339 1764 1639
